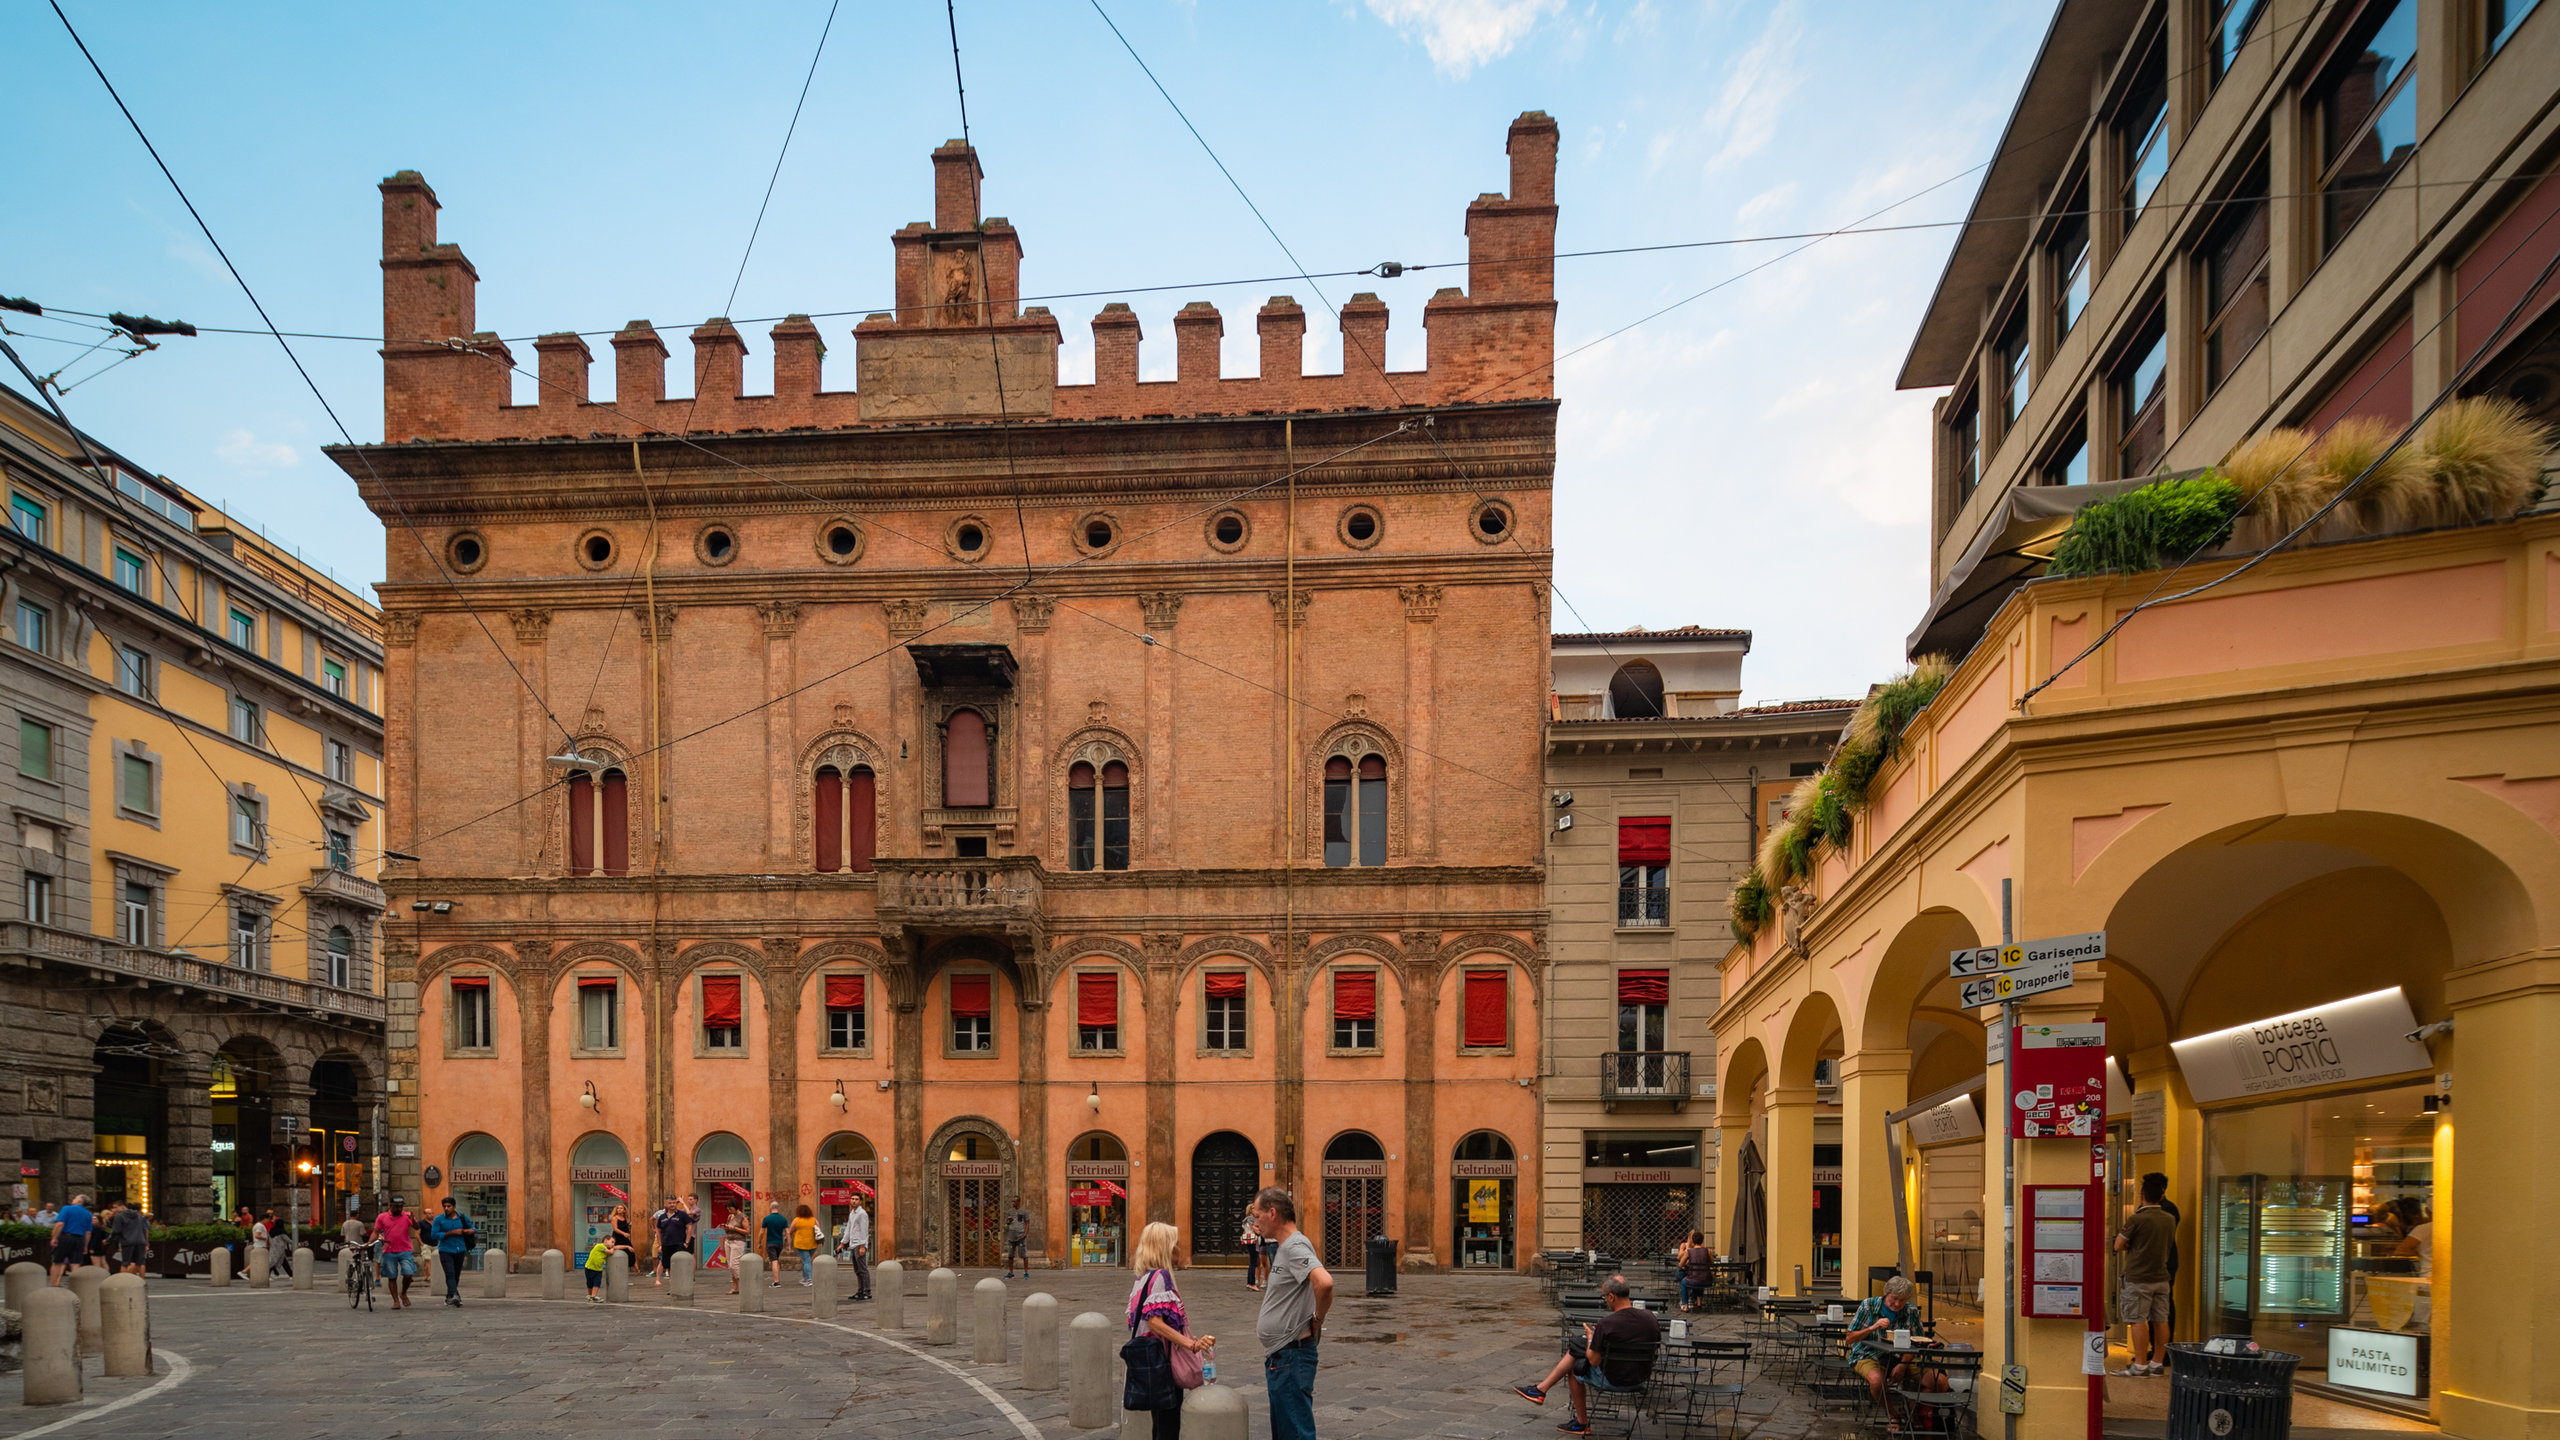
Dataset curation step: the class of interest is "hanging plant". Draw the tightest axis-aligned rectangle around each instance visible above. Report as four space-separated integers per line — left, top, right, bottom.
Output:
1729 866 1773 944
2047 473 2245 578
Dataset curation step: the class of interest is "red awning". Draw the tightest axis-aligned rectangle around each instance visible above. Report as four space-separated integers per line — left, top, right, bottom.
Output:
1463 970 1508 1048
825 974 864 1010
1618 816 1670 867
450 975 490 990
577 975 617 990
1203 971 1246 1000
1618 969 1670 1006
701 975 743 1029
1333 970 1377 1020
1077 972 1118 1028
951 974 993 1019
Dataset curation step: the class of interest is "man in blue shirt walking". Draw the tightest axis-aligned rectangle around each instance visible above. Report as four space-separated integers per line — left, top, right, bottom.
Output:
429 1196 478 1307
47 1193 94 1284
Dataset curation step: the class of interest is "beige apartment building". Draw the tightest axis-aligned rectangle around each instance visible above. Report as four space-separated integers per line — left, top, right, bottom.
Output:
1541 626 1849 1259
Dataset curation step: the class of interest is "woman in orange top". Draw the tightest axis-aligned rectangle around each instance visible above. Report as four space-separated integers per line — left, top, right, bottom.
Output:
790 1204 821 1285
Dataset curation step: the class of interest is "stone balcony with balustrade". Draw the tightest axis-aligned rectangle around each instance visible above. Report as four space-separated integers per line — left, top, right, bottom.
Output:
0 919 387 1025
872 857 1046 951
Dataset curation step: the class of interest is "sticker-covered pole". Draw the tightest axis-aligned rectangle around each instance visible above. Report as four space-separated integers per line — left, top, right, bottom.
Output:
2002 877 2017 1440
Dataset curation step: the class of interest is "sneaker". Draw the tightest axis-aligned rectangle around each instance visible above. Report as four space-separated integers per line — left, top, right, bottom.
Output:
1557 1422 1591 1435
1512 1385 1547 1406
2147 1362 2168 1376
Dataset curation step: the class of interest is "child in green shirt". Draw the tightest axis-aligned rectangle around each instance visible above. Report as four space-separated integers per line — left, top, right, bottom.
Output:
584 1238 611 1301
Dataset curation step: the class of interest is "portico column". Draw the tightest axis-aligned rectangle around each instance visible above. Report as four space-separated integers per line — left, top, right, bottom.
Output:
512 942 555 1253
162 1054 214 1222
2439 947 2560 1440
764 936 804 1212
1837 1049 1909 1289
1764 1085 1817 1294
1143 933 1181 1228
1986 972 2104 1440
1014 943 1051 1262
892 934 927 1260
1402 932 1444 1266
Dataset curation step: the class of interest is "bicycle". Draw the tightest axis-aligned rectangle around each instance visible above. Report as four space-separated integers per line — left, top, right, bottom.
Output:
345 1238 380 1311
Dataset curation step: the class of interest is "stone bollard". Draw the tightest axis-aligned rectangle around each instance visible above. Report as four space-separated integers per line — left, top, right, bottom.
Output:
20 1287 81 1405
293 1246 316 1290
606 1249 631 1303
101 1272 151 1377
974 1277 1008 1364
813 1255 838 1319
738 1253 765 1312
875 1260 905 1329
483 1249 510 1299
925 1266 958 1345
4 1258 43 1316
1068 1311 1115 1429
247 1241 270 1288
670 1249 696 1306
541 1249 566 1300
208 1247 232 1288
1185 1382 1251 1440
1022 1292 1059 1390
65 1265 106 1355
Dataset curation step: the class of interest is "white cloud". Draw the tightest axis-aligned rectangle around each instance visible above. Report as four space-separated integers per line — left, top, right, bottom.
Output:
1736 180 1797 225
216 428 300 472
1697 3 1804 174
1364 0 1563 75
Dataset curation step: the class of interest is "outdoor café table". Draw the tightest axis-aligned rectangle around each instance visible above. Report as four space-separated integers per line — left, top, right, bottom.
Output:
1887 1343 1985 1439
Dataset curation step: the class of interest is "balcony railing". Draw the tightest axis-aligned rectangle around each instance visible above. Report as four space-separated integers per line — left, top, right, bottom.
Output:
1617 886 1670 927
0 919 386 1022
1601 1050 1691 1110
875 857 1044 929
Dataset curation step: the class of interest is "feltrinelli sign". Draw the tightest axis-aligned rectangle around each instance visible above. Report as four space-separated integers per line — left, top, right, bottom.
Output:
2170 988 2433 1103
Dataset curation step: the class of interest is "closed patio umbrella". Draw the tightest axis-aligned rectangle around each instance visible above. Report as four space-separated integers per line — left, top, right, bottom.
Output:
1732 1136 1768 1287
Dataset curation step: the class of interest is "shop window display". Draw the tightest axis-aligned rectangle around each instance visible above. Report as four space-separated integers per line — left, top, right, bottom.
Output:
1064 1132 1129 1267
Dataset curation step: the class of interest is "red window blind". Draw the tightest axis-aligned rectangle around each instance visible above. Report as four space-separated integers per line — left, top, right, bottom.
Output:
951 974 992 1019
814 767 843 873
847 767 877 873
449 975 489 990
825 974 864 1010
600 769 630 875
1204 971 1246 1000
567 771 594 875
944 711 990 807
577 975 617 990
1618 817 1670 866
1618 969 1669 1006
701 975 743 1028
1076 972 1118 1027
1333 970 1377 1020
1463 970 1508 1048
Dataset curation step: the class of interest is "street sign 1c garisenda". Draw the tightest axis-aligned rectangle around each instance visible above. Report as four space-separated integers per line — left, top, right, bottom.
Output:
1949 931 2105 978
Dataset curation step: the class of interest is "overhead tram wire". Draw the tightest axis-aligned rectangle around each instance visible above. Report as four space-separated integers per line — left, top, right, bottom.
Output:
48 0 582 758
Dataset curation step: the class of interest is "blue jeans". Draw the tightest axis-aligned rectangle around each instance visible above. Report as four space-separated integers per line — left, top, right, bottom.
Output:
1265 1339 1318 1440
799 1249 814 1282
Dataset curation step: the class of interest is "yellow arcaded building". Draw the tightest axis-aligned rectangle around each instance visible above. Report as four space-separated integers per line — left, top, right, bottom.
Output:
1 378 388 1234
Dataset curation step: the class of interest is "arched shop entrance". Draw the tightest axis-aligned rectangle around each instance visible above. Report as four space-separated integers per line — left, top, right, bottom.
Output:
449 1134 509 1268
1189 1132 1260 1266
925 1119 1014 1269
310 1056 368 1226
208 1048 273 1220
693 1132 755 1266
567 1132 630 1258
814 1132 878 1242
1451 1131 1519 1269
1320 1131 1388 1268
1064 1131 1130 1268
91 1029 165 1215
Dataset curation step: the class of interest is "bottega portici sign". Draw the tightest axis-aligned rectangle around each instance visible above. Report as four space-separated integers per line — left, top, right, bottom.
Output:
2169 987 2433 1103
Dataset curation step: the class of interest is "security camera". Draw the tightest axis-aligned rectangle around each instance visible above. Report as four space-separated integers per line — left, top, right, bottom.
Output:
2405 1018 2453 1044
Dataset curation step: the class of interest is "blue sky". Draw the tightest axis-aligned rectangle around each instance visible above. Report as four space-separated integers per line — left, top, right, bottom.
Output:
5 0 2052 702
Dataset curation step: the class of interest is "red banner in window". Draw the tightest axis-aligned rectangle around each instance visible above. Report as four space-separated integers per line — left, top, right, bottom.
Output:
951 974 992 1019
1333 970 1376 1020
825 974 864 1010
1617 817 1670 866
701 975 742 1029
1463 970 1507 1048
1077 972 1118 1027
450 975 490 991
1618 969 1669 1006
577 975 617 990
1203 971 1246 1000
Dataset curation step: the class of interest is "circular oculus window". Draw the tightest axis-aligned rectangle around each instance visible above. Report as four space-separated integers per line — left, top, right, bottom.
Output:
1074 513 1121 556
1470 498 1515 544
694 523 739 566
446 530 488 574
814 517 866 565
1205 509 1249 553
947 515 993 563
1337 504 1384 550
576 529 617 571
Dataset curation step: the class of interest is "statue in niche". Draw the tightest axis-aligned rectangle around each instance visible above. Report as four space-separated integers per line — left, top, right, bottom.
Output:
939 250 979 327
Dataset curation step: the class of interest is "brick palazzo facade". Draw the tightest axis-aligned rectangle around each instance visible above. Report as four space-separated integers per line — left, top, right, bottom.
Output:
341 113 1562 1272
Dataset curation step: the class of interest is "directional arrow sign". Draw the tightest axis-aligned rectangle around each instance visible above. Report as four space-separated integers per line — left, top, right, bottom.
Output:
1949 930 2105 979
1959 953 2076 1008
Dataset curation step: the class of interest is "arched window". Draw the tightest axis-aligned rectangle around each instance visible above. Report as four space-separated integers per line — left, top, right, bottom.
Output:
1608 660 1666 718
813 764 878 874
568 764 632 876
1068 759 1131 871
1323 754 1388 867
944 709 991 808
324 925 353 990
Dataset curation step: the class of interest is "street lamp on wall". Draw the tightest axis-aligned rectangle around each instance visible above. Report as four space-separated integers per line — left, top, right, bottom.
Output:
831 1080 848 1111
1086 1083 1101 1113
578 1081 599 1112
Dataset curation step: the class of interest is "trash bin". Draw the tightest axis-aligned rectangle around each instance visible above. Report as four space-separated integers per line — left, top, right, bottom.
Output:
1365 1235 1398 1296
2166 1341 2300 1440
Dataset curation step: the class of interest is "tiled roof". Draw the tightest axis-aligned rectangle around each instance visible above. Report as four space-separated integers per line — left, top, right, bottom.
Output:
1552 625 1751 645
1729 699 1859 715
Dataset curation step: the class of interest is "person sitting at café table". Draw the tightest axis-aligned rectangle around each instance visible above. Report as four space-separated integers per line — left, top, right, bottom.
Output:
1511 1273 1662 1435
1846 1275 1944 1406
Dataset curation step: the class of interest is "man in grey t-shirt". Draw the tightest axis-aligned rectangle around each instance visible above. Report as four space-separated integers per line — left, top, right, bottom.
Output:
1254 1186 1333 1440
1002 1200 1031 1277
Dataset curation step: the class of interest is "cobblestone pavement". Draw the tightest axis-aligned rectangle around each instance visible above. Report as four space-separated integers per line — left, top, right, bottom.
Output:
0 1266 1841 1440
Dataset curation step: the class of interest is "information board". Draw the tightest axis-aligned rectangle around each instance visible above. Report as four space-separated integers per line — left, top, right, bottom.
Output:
2020 1183 2104 1319
2010 1022 2108 1137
